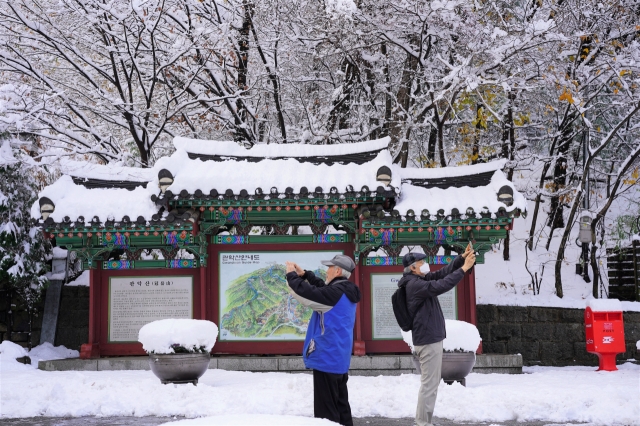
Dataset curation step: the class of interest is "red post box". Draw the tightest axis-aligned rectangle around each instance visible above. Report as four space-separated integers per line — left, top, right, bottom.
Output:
585 299 625 371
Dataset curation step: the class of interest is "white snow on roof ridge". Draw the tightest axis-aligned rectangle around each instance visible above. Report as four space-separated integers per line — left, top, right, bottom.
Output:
30 175 157 222
400 159 507 180
151 148 400 194
173 136 391 158
58 159 154 182
393 170 526 215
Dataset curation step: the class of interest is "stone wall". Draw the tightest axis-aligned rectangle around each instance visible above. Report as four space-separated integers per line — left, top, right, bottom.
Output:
477 305 640 366
0 285 88 350
54 286 89 351
0 287 44 347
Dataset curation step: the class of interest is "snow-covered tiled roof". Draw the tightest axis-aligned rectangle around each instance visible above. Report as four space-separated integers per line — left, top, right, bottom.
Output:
31 137 526 225
31 175 157 223
174 136 390 158
399 159 507 180
59 160 154 182
151 149 399 197
394 170 526 217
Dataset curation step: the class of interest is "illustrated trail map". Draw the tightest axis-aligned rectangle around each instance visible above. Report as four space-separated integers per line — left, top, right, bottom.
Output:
218 251 342 341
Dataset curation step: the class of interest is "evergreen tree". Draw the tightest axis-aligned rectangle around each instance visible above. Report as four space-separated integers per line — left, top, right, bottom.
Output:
0 139 51 346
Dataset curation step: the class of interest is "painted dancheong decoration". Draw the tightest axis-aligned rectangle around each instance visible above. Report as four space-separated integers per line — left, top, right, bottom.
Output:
31 136 526 358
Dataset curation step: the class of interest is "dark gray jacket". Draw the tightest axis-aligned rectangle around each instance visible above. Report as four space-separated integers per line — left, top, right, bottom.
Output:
398 255 465 346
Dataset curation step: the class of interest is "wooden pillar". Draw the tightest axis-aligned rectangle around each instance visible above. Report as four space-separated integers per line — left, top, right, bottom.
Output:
352 223 365 356
200 265 207 320
80 266 101 359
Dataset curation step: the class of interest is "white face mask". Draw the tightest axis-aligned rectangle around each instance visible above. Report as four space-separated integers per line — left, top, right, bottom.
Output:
419 263 430 274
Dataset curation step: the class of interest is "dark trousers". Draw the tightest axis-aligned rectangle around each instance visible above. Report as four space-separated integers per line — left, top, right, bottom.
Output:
313 369 353 426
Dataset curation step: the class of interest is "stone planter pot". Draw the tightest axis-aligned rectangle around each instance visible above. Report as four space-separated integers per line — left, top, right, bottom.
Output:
148 352 211 385
412 351 476 386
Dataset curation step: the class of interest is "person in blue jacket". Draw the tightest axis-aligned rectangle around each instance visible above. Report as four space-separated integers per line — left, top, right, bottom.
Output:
285 254 361 426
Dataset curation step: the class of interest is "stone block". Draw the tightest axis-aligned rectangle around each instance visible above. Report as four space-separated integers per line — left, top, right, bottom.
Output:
561 309 584 323
350 355 401 370
349 369 411 377
277 357 306 371
39 358 97 371
555 323 585 342
540 341 573 362
521 323 555 342
490 324 521 341
482 341 506 354
498 306 528 323
530 307 562 322
208 358 218 369
475 354 522 368
476 305 498 324
516 342 540 362
476 324 490 342
98 357 150 371
75 310 90 327
472 366 521 374
399 355 417 369
624 322 640 341
217 357 278 371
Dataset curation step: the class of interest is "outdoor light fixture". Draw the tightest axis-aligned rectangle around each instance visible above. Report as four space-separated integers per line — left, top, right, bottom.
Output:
497 185 514 206
376 166 392 186
158 169 174 193
579 211 592 244
39 197 55 220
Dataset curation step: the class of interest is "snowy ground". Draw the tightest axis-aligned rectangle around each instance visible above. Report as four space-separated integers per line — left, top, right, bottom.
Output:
1 360 638 425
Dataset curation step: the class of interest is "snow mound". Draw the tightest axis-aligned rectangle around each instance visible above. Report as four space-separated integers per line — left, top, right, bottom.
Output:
0 341 30 371
0 340 27 360
28 343 79 366
138 319 218 354
587 299 623 312
636 340 639 350
161 414 338 425
401 320 482 353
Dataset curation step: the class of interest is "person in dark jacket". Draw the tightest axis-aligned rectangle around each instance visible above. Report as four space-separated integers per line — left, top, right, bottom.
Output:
285 255 361 426
398 243 476 426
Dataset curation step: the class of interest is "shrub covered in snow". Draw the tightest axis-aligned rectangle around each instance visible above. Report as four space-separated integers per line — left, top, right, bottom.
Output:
138 319 218 354
401 319 482 353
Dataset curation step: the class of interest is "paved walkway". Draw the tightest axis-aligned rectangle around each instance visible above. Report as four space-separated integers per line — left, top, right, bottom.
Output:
0 416 593 426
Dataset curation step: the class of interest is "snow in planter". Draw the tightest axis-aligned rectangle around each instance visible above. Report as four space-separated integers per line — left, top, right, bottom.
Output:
138 319 219 354
401 320 481 353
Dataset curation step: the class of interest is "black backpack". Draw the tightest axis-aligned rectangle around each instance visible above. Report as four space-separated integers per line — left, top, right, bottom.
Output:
391 283 414 332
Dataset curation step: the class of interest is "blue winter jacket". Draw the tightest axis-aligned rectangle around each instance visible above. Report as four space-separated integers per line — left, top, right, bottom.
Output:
286 271 361 374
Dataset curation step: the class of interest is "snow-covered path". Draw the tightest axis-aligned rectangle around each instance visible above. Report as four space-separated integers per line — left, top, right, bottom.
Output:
1 363 638 425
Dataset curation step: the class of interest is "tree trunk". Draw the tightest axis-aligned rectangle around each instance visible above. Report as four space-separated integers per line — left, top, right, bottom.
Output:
236 3 252 143
390 51 418 162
